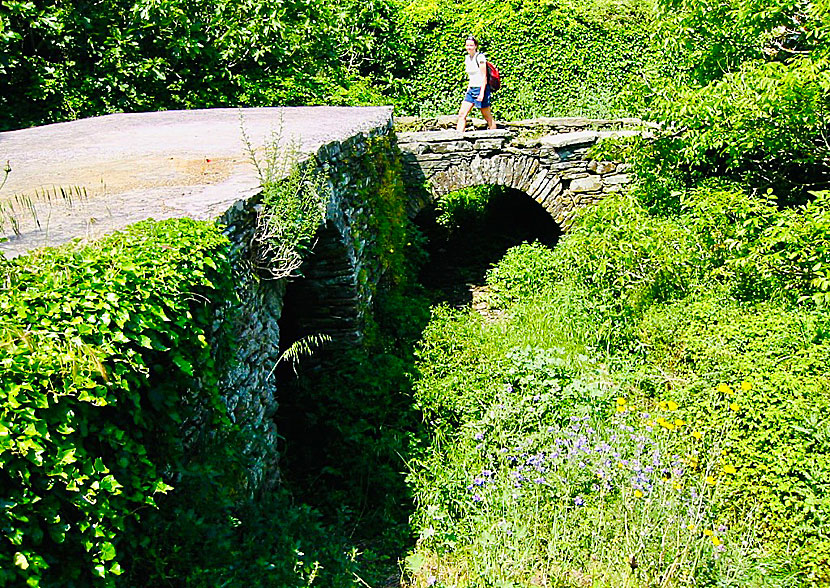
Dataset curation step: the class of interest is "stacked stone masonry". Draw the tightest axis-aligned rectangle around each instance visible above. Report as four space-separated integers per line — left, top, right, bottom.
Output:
211 115 651 492
395 117 652 228
215 118 396 492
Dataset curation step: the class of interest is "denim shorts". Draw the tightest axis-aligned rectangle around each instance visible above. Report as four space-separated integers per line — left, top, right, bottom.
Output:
464 86 491 109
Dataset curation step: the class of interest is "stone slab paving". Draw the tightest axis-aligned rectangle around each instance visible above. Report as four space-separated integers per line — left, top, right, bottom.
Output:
0 106 392 258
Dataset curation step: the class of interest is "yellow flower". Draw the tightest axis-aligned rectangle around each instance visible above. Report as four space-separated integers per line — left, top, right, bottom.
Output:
729 402 740 412
741 381 752 392
723 464 737 474
616 397 627 405
706 475 717 485
658 401 668 411
703 529 714 537
717 383 734 395
712 536 722 547
616 405 626 413
634 490 644 498
646 420 655 427
667 400 679 411
687 524 696 531
674 419 686 427
673 482 682 490
617 462 626 469
692 431 703 440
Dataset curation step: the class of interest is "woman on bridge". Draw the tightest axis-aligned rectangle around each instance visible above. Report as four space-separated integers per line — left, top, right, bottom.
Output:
457 36 497 132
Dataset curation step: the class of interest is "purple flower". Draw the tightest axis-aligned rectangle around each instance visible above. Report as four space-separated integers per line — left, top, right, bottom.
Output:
574 496 585 506
472 494 483 502
427 575 437 586
505 384 514 393
474 432 485 441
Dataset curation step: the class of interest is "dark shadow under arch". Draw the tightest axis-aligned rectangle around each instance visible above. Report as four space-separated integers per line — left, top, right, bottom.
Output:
415 185 562 307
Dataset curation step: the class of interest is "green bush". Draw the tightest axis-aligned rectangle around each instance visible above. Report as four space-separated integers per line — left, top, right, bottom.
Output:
0 219 235 586
484 241 559 308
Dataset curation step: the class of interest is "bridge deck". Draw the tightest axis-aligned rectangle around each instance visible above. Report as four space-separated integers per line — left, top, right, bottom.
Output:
0 106 391 258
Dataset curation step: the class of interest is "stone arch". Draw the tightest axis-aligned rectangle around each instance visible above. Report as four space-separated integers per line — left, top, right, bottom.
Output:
422 154 571 229
278 220 363 352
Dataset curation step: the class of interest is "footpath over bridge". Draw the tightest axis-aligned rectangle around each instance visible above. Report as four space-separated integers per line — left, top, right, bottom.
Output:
396 116 654 228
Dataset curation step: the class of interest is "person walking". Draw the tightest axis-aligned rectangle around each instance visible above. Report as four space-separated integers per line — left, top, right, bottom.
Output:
457 35 497 132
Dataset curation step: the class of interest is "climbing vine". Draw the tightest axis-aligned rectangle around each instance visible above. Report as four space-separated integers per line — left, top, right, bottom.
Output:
0 219 236 586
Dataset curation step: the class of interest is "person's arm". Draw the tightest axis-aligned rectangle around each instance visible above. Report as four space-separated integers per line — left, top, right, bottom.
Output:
477 55 487 100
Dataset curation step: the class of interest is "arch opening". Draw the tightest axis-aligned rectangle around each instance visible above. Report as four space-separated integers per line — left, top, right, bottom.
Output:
415 184 562 308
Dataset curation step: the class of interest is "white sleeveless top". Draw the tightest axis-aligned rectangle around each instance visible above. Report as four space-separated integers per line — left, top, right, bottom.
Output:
465 52 487 88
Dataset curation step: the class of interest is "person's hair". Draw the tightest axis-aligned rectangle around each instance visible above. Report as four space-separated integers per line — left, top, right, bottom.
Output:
466 35 479 49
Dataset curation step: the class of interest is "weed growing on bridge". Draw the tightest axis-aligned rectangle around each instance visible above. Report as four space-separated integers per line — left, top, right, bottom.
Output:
242 120 327 280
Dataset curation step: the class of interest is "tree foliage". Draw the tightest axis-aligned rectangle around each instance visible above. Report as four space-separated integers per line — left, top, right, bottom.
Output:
395 0 660 118
0 0 411 130
641 0 830 201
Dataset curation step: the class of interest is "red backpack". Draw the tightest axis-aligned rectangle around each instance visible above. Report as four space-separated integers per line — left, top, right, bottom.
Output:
486 61 501 91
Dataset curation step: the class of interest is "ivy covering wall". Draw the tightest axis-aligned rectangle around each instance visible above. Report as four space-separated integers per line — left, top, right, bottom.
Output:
0 219 237 586
395 0 660 119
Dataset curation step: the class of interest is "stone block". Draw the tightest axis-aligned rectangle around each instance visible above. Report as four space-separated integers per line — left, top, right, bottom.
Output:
540 177 563 202
430 141 474 153
595 161 616 174
396 130 465 143
603 173 631 185
538 130 599 148
465 129 515 139
519 159 541 192
527 170 549 195
570 175 603 193
560 170 588 181
473 139 505 150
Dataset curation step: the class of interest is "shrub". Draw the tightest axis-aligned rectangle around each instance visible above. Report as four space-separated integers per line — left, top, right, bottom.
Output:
396 0 661 119
0 219 235 586
484 241 559 308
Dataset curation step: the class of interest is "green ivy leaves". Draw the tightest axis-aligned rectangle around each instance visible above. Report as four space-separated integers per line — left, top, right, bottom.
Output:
0 218 235 586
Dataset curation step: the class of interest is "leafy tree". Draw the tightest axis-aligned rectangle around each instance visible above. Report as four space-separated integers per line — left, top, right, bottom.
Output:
642 0 830 201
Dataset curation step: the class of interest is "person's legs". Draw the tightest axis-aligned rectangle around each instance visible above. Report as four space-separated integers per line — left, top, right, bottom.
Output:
480 106 496 129
457 100 474 132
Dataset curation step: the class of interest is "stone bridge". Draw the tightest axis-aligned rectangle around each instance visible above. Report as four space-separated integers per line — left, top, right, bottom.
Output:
396 117 653 227
1 109 653 488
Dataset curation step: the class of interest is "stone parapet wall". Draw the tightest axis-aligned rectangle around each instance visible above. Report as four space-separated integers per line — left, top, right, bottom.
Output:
396 118 650 227
395 115 658 135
